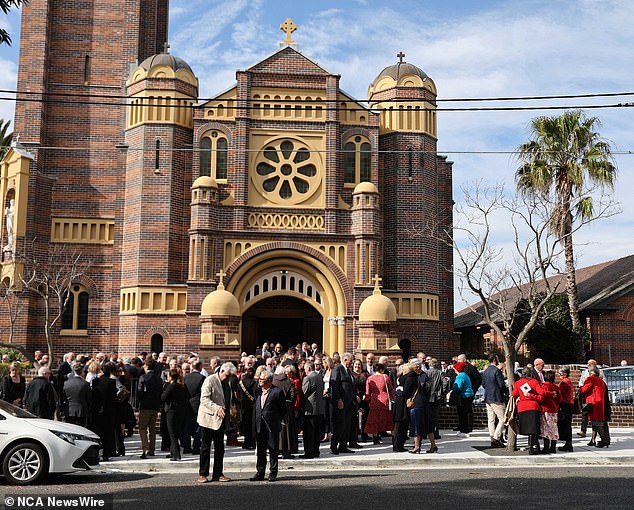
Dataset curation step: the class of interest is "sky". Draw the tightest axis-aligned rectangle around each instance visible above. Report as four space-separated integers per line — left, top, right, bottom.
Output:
1 0 634 311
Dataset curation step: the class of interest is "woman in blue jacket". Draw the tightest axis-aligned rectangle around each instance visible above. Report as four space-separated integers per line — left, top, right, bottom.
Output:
452 362 474 437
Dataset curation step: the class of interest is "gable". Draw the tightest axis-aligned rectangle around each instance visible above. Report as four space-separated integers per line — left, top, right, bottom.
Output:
248 47 332 76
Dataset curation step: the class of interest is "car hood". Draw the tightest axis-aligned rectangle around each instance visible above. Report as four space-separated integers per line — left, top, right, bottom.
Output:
27 418 99 438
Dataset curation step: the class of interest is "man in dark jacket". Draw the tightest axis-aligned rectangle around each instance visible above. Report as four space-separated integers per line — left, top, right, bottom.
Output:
249 369 286 482
329 352 355 455
24 366 57 419
63 364 92 427
482 353 508 448
301 360 325 459
183 359 205 454
137 359 163 458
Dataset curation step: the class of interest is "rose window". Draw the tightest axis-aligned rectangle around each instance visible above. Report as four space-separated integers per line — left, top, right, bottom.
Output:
252 139 321 205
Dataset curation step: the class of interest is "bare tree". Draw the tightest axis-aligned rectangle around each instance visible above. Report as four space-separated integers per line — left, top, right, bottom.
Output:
421 181 617 450
19 243 91 366
0 277 30 358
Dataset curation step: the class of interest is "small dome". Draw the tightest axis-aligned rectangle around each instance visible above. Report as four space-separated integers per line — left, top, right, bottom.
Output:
371 61 428 87
201 287 240 317
353 181 378 194
137 52 193 74
192 175 218 189
358 292 397 322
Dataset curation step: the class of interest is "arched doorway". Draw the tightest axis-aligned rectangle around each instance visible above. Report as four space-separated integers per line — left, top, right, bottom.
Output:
241 295 323 355
151 333 163 354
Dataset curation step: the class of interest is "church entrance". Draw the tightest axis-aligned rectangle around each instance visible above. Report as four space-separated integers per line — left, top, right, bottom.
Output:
241 295 323 355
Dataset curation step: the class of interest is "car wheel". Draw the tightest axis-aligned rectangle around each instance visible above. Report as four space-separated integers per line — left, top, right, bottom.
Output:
2 443 48 485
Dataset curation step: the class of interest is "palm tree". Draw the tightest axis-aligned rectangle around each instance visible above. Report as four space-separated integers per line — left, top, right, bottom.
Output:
0 1 27 46
516 110 617 362
0 118 12 159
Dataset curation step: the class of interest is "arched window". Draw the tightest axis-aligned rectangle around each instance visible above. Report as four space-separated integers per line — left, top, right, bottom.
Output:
343 135 372 185
199 131 228 180
61 284 89 334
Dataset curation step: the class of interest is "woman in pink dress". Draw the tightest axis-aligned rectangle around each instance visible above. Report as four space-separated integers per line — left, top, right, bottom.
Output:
364 363 394 444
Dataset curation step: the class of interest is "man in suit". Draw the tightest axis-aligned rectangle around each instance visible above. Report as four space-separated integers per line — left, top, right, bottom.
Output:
137 359 163 459
249 369 286 482
482 353 508 448
63 364 92 427
363 352 376 376
24 366 57 419
330 352 356 455
183 359 205 455
301 360 325 459
197 362 236 483
532 358 545 384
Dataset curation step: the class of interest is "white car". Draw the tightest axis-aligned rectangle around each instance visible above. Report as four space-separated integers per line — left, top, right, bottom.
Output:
0 400 100 485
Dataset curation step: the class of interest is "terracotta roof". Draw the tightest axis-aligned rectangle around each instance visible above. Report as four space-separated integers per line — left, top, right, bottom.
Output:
454 253 634 329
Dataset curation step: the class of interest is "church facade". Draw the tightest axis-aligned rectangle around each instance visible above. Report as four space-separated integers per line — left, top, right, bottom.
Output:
0 2 456 361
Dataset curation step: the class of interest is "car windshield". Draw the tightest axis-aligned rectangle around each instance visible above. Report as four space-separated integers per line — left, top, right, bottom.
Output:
0 399 38 418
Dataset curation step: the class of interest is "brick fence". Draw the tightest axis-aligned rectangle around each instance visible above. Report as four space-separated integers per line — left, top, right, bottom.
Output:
439 404 634 429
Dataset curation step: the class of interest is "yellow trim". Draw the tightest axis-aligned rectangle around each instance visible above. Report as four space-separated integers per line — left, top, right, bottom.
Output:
51 218 115 244
120 286 187 315
127 90 195 129
60 329 88 337
384 292 439 320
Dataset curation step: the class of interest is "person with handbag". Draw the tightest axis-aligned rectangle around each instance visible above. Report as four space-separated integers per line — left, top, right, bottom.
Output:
405 360 438 454
391 363 411 452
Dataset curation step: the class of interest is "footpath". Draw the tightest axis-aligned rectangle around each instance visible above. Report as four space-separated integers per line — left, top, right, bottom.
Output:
101 427 634 475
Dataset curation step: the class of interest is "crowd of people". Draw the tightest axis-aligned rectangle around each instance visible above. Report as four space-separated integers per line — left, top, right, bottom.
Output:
0 344 614 482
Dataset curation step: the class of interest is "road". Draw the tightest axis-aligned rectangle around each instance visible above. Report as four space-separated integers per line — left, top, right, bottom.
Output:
1 467 632 509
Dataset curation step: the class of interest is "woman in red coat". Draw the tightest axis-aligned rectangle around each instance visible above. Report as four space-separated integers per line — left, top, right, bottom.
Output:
512 367 556 455
580 366 609 447
557 366 575 452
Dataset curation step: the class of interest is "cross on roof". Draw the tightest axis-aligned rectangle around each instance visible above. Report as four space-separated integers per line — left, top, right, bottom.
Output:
397 51 405 64
372 273 382 293
216 269 226 288
280 18 297 44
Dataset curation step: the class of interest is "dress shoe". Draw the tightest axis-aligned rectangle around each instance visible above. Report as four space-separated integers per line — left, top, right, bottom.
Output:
393 447 407 452
330 447 339 455
147 452 155 456
140 452 147 459
282 453 295 459
268 475 277 482
426 446 438 454
490 439 504 449
595 442 609 448
197 476 209 483
338 448 355 454
299 454 314 459
528 447 539 455
373 436 382 445
211 475 231 482
170 457 181 461
348 443 363 449
587 440 596 447
577 431 586 438
249 475 265 481
558 444 573 452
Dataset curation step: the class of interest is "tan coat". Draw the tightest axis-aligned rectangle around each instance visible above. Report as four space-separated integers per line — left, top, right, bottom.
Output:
196 373 226 430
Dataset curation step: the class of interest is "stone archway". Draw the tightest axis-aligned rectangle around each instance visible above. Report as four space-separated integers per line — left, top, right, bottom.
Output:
225 245 348 355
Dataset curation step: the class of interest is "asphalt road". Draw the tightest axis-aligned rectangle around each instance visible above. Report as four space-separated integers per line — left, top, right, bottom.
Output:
1 467 632 509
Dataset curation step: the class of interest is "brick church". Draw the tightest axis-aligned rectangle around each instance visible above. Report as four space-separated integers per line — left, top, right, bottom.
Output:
0 2 456 361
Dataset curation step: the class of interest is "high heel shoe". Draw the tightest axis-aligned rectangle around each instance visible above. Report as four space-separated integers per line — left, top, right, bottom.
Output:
595 442 609 448
426 446 438 454
408 447 421 454
587 440 596 447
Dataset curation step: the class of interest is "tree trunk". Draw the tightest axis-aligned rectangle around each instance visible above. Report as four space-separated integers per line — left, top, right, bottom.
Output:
563 226 585 363
503 339 517 451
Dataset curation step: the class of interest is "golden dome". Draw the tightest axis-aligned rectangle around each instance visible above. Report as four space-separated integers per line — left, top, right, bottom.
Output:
201 285 240 317
353 181 378 194
192 175 218 189
358 277 396 322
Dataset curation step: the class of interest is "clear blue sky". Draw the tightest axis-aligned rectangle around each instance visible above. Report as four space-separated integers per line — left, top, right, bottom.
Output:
1 0 633 311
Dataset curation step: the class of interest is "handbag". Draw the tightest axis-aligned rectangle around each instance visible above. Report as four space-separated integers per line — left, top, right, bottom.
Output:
448 390 462 407
406 387 419 409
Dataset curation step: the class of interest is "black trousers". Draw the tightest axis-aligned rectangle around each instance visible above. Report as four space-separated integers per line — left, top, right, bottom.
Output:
303 415 321 457
392 420 409 449
166 409 184 460
65 415 87 428
255 423 279 477
199 426 225 478
457 397 474 433
331 404 352 451
240 401 255 448
558 402 574 444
